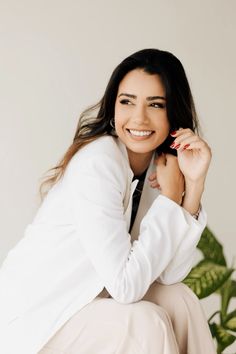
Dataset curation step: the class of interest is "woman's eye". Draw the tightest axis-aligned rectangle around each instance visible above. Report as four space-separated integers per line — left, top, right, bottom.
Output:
119 99 132 105
150 102 165 108
119 100 165 108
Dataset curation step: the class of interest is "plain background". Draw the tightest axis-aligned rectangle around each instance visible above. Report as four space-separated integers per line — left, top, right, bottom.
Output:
0 0 235 352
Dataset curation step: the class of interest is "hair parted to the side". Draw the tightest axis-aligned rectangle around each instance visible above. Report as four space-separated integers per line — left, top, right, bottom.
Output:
39 48 200 202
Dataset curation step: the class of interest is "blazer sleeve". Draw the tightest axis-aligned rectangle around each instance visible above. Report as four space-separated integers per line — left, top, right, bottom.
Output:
156 206 207 285
66 152 206 304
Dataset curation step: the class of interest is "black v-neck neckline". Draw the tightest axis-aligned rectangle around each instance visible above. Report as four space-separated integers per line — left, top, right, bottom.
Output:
129 168 148 233
132 167 148 182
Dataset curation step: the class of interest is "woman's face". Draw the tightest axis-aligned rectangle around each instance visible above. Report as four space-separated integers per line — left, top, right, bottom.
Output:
114 69 170 167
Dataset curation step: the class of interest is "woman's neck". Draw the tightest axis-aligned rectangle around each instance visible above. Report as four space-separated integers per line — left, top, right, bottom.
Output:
127 149 153 176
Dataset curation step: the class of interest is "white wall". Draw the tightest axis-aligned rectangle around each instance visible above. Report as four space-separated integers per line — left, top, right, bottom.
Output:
0 0 235 352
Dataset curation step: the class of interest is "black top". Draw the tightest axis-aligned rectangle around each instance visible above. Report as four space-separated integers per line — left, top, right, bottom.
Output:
129 168 148 233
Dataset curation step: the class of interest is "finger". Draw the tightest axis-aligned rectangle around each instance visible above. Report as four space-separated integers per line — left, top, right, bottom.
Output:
179 140 211 153
171 131 194 146
171 135 199 150
150 181 160 188
170 128 194 138
148 172 157 181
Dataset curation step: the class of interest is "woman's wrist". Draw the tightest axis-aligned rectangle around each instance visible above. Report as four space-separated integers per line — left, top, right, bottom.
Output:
191 203 202 219
184 178 205 191
181 181 204 216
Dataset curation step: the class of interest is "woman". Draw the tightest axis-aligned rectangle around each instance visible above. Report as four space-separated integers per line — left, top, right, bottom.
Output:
0 48 216 354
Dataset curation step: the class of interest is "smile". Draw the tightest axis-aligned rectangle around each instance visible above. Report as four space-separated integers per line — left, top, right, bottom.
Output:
127 129 154 136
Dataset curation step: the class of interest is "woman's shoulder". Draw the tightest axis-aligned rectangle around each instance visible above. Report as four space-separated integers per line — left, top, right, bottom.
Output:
70 135 125 166
75 135 119 157
65 135 128 180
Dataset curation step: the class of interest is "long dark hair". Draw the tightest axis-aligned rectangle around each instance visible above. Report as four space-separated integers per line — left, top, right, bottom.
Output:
39 48 200 200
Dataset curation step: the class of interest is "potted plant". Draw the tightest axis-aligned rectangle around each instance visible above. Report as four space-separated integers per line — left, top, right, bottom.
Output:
183 226 236 354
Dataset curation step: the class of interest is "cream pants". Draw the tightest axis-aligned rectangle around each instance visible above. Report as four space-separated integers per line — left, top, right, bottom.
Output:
39 282 216 354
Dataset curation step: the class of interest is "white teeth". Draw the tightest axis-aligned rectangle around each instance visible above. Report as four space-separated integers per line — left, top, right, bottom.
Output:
129 129 153 136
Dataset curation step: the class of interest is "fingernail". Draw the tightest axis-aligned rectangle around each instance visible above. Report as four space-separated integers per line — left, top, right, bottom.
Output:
170 143 175 148
170 131 177 136
183 144 190 150
175 144 180 149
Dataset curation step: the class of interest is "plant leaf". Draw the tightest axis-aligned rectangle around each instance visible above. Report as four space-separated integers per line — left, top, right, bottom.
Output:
211 323 236 352
230 280 236 297
225 317 236 331
224 310 236 331
197 226 226 266
220 278 236 317
183 260 234 299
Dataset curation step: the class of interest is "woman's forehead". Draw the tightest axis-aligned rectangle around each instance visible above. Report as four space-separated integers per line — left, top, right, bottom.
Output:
117 69 165 97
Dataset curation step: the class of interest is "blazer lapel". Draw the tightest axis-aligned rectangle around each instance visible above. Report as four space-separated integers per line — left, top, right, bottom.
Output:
116 137 160 238
116 137 138 231
124 179 139 232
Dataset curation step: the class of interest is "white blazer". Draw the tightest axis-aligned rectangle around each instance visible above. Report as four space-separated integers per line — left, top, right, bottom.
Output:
0 135 207 354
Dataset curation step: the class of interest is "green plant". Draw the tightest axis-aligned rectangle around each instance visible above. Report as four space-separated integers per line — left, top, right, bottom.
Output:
183 226 236 354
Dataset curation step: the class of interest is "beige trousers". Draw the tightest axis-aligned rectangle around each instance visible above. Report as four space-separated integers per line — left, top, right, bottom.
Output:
39 282 216 354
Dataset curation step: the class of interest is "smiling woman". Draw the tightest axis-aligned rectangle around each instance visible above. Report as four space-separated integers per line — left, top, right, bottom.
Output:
0 48 215 354
114 69 170 176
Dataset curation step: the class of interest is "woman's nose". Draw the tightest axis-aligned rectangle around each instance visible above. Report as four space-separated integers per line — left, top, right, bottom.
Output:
131 105 149 124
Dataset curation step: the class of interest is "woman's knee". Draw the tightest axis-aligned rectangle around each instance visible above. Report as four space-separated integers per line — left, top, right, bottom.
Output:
94 298 172 330
133 300 170 320
129 300 174 334
144 281 202 316
158 282 203 318
89 299 178 353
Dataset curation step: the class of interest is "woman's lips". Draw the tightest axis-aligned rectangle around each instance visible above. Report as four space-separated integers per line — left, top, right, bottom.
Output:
126 129 155 140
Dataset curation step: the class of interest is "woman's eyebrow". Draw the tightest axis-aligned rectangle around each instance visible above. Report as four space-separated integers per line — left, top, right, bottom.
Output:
118 93 166 101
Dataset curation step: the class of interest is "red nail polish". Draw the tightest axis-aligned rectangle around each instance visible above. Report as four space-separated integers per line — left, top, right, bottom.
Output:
170 131 177 136
183 144 190 149
170 143 175 148
175 144 180 149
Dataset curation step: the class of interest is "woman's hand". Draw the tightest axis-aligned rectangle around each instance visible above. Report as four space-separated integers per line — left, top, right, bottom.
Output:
148 153 185 205
170 128 212 215
170 128 212 185
148 129 212 215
